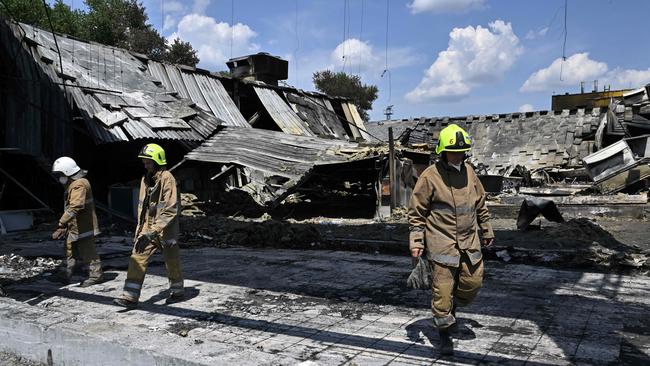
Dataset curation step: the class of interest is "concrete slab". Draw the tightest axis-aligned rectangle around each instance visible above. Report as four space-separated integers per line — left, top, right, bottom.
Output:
0 240 649 365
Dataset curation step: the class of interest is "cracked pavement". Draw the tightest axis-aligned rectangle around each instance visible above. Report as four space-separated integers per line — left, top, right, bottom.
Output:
0 237 649 365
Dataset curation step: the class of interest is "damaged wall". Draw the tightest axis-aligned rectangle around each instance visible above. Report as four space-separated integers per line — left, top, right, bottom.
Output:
369 109 604 175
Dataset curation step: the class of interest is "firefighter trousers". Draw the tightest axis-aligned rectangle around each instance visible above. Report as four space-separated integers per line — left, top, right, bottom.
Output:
121 238 184 302
431 252 484 328
64 238 102 280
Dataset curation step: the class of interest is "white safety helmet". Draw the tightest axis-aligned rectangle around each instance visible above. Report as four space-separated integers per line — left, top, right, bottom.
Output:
52 157 81 177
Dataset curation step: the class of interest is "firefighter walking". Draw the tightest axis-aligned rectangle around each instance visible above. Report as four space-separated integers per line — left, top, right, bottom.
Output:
51 157 104 286
408 124 494 355
113 143 184 309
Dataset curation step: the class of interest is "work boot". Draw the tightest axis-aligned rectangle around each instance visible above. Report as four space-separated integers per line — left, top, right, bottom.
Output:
79 275 105 287
80 260 105 287
113 297 138 310
49 268 71 284
165 292 185 305
439 328 454 356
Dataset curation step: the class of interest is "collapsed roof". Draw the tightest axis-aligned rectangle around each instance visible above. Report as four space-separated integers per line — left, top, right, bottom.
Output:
1 18 385 209
2 21 223 145
177 127 384 206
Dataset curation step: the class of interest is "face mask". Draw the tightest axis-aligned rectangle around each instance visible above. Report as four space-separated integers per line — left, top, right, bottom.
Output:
58 176 69 185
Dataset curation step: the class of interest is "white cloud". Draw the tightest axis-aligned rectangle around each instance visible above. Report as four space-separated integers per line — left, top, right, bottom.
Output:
163 15 177 31
525 27 548 40
405 20 523 103
605 68 650 89
408 0 486 14
169 14 259 70
519 103 534 113
164 0 186 13
192 0 210 14
328 38 418 76
331 39 376 72
520 53 650 92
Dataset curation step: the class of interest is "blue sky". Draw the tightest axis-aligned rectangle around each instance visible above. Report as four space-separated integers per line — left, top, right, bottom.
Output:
69 0 650 121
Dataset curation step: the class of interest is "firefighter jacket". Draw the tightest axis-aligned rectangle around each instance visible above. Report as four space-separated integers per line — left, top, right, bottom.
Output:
408 160 494 267
59 177 100 242
135 169 180 245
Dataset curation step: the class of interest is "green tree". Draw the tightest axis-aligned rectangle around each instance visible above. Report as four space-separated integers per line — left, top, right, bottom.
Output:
81 0 166 60
312 70 378 121
0 0 50 30
165 38 199 67
0 0 200 65
49 0 84 36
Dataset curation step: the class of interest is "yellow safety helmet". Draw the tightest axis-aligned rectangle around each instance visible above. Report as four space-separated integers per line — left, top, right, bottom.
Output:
435 124 472 155
138 143 167 166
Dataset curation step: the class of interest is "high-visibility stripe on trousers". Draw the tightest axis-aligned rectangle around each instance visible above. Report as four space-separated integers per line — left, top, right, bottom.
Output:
121 239 184 302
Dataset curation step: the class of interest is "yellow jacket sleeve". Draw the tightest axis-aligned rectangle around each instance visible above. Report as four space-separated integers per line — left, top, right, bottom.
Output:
59 183 87 226
408 170 434 250
151 173 179 235
474 176 494 239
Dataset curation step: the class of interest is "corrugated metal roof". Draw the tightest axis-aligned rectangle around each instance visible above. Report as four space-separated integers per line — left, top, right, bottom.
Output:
147 61 250 128
254 87 315 136
9 22 223 145
284 92 349 139
185 127 363 178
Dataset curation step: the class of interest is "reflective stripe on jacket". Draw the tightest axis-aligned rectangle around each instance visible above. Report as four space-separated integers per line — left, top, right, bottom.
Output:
60 178 100 242
408 160 494 267
135 170 180 245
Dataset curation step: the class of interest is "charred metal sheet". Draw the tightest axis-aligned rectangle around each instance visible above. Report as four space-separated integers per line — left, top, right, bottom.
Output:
141 117 191 130
345 102 372 141
284 92 349 139
181 126 378 205
162 64 191 99
186 111 222 139
583 139 636 182
179 71 210 111
148 61 173 90
254 86 315 136
94 110 128 127
148 61 249 128
583 134 650 193
3 21 223 145
194 74 249 127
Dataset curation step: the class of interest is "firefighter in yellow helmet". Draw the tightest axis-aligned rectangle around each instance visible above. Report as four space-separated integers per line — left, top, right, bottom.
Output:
408 124 494 356
113 143 184 309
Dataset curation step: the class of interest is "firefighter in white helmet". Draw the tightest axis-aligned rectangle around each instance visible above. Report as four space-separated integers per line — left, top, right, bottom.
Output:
51 157 104 286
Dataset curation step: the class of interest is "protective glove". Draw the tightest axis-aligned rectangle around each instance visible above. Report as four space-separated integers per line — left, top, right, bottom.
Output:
52 225 67 240
135 232 158 253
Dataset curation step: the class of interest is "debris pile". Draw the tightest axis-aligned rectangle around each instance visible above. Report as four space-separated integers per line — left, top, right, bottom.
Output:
0 253 60 282
180 216 321 249
180 193 205 217
493 218 650 271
